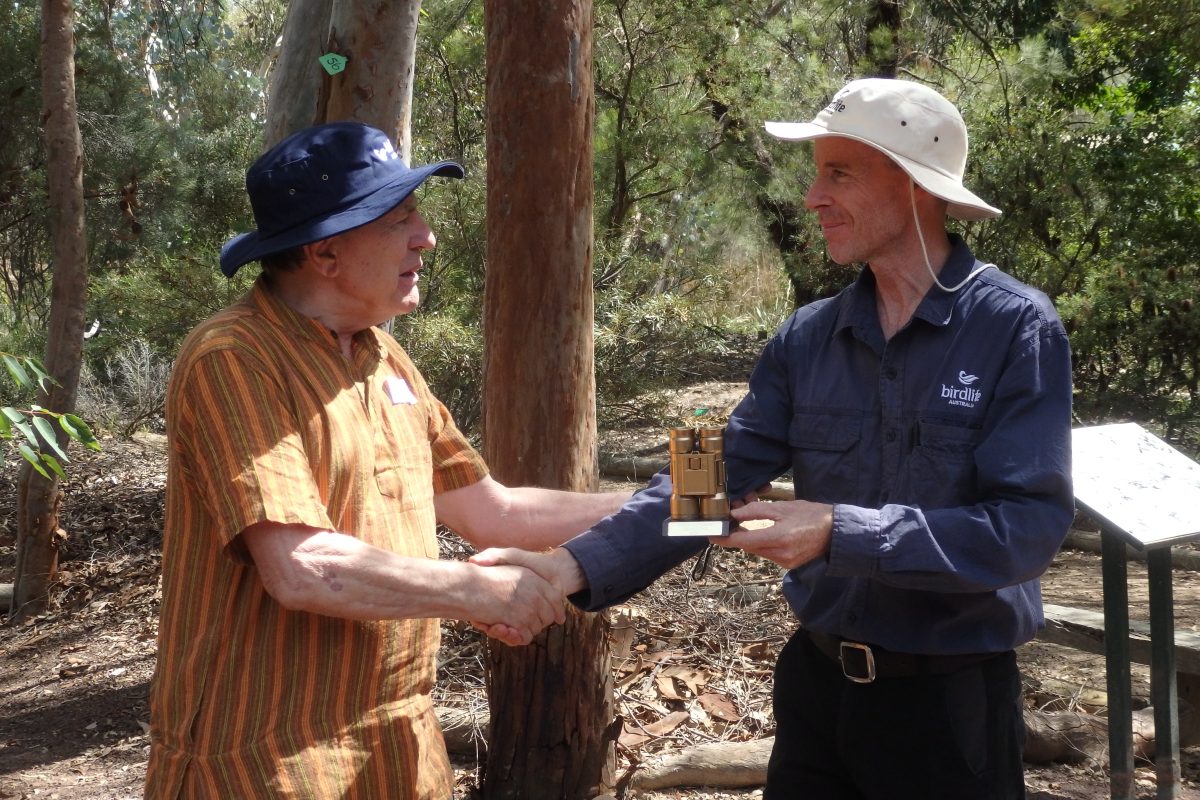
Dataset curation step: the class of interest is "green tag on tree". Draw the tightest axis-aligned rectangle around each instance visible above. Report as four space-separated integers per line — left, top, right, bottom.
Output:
319 53 348 75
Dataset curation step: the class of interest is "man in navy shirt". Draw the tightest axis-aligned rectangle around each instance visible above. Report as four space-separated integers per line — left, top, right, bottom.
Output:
478 78 1073 799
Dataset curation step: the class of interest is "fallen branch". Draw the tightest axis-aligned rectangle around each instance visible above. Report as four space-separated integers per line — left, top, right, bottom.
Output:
1023 707 1155 765
631 737 772 789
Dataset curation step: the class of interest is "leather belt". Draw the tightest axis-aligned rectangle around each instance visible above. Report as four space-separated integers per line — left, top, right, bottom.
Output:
805 630 1000 684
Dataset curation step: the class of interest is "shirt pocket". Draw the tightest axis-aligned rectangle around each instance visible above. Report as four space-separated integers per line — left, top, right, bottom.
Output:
907 418 981 507
788 411 862 501
374 442 435 510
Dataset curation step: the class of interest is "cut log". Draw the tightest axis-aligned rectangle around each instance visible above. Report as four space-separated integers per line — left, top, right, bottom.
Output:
1022 707 1155 765
598 452 794 500
1041 602 1200 675
1039 602 1200 746
631 737 773 790
437 705 488 755
1024 673 1135 715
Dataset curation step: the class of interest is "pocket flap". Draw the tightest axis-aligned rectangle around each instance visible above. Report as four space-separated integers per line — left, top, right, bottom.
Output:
788 411 861 452
916 419 981 454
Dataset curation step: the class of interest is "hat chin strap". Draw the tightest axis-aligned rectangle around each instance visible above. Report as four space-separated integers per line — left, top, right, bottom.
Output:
910 180 992 293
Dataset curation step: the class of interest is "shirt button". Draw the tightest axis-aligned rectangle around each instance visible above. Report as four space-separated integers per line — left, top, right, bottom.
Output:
883 367 898 380
847 613 858 624
886 429 897 442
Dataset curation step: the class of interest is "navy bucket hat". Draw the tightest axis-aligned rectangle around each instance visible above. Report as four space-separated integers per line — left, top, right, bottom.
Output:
219 122 465 277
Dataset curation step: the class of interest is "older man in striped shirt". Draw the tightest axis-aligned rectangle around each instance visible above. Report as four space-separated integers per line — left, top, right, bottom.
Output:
145 123 628 799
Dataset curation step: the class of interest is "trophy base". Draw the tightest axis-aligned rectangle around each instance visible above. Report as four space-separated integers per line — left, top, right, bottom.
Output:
662 519 731 537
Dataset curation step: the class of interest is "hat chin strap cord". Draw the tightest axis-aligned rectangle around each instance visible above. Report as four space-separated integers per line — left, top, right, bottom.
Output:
910 180 993 293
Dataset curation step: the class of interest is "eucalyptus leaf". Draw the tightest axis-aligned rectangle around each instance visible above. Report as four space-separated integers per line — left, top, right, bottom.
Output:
3 354 32 389
13 419 38 448
40 452 66 480
26 360 57 392
18 444 50 480
32 415 69 463
63 413 100 450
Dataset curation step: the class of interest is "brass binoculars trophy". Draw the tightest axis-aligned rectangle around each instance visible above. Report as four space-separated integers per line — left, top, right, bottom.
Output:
663 425 731 537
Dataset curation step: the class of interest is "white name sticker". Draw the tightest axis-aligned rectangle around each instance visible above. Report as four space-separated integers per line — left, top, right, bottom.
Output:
384 376 418 405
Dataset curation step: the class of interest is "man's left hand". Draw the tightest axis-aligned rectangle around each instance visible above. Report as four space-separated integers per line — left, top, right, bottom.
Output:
713 499 834 570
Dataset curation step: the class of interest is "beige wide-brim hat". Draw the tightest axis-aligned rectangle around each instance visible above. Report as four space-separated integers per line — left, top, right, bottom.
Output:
765 78 1001 221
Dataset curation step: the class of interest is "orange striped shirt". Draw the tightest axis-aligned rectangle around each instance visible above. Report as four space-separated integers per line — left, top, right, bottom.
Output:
146 279 487 799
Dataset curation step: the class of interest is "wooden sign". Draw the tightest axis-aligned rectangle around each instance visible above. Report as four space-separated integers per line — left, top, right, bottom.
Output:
1072 422 1200 550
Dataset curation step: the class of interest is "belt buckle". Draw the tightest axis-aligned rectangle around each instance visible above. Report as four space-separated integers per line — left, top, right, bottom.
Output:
839 641 876 683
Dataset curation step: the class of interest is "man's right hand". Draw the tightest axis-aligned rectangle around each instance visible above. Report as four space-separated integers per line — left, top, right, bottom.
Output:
468 560 569 647
469 548 588 645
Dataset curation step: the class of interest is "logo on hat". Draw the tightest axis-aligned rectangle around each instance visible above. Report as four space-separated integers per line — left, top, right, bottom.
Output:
372 143 399 162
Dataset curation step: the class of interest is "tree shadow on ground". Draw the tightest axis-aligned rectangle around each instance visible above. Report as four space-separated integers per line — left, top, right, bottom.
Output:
0 676 150 776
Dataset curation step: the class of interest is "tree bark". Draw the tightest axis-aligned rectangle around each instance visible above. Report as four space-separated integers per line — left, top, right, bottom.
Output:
481 2 614 797
263 0 333 149
324 0 421 160
263 0 422 159
11 0 89 623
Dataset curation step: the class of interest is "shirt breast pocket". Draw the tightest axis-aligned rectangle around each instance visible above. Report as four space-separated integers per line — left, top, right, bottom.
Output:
375 442 435 510
788 411 862 501
908 419 981 507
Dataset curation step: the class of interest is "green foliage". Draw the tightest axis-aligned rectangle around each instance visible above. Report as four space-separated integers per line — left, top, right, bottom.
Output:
393 312 484 435
956 26 1200 448
410 2 488 320
0 353 100 479
2 0 1199 453
595 286 762 426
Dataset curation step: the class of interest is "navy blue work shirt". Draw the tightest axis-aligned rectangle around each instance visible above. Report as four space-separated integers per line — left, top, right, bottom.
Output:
563 237 1074 656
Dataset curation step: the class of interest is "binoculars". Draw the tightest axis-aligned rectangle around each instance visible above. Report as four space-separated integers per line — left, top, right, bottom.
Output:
662 425 731 537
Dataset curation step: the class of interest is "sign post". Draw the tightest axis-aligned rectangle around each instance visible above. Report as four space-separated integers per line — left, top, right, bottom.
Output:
1071 423 1200 800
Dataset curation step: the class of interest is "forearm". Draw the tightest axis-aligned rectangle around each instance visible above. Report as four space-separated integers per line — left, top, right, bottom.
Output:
242 524 556 632
827 493 1072 593
497 486 633 549
560 472 704 610
251 528 480 619
437 476 632 551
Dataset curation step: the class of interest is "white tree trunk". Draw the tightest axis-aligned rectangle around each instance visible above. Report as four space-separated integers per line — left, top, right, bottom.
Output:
263 0 421 157
263 0 333 149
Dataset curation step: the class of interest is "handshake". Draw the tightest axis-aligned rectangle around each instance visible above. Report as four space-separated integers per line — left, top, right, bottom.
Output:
461 547 586 647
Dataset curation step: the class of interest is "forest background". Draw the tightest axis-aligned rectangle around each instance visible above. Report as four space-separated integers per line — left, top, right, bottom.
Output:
0 0 1198 453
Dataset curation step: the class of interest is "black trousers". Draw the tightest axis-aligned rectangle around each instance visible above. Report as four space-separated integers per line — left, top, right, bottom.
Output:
764 628 1026 800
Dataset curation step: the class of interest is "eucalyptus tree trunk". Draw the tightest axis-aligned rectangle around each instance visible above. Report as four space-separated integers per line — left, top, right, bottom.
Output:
481 2 615 797
11 0 88 623
263 0 333 148
263 0 422 159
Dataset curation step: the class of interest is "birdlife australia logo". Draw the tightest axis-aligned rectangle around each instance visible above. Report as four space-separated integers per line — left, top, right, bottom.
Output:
941 370 982 408
371 142 399 162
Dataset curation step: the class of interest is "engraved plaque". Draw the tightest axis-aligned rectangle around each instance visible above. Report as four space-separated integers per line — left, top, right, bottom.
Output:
1072 423 1200 550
